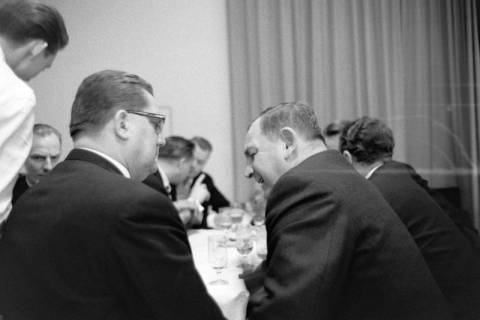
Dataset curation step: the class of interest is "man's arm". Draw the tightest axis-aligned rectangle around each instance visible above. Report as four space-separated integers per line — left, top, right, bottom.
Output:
0 94 35 223
105 193 225 319
199 173 230 211
248 178 353 320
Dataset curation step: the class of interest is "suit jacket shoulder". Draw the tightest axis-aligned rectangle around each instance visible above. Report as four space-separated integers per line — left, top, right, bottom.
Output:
370 162 480 319
0 149 225 320
248 150 452 320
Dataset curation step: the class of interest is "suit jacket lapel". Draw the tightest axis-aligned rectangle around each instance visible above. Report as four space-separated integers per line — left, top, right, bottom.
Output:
65 149 124 176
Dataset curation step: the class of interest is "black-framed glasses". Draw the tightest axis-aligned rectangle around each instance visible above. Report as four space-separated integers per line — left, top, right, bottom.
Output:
126 109 166 134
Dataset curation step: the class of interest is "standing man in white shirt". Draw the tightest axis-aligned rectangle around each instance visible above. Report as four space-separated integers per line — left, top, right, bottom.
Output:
0 0 69 225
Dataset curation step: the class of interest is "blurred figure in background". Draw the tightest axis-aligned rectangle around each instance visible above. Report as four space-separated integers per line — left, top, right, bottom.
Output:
322 120 352 150
0 0 68 225
12 123 62 204
340 116 480 320
325 119 478 238
177 136 230 228
144 136 210 227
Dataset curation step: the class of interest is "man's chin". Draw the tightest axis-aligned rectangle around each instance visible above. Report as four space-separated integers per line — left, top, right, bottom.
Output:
27 176 41 186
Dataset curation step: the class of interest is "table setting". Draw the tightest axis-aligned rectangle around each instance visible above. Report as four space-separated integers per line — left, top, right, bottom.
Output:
188 206 266 320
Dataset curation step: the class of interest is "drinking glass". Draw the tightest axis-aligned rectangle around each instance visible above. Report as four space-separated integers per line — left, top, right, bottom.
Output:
208 235 228 285
215 209 232 230
235 225 254 269
229 207 244 225
254 226 267 260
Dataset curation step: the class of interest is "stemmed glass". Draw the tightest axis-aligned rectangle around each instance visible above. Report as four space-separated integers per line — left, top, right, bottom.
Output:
235 225 254 269
216 209 233 230
254 225 267 260
208 235 228 285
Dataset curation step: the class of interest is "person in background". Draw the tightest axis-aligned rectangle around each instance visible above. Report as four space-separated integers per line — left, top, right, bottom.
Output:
322 120 352 150
0 0 68 226
325 119 479 237
243 102 452 320
0 70 225 320
144 136 210 227
339 116 480 320
12 123 62 204
176 136 230 228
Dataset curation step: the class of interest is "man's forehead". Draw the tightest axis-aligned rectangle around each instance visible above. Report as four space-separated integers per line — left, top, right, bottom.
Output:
194 147 210 158
142 91 158 111
32 134 61 146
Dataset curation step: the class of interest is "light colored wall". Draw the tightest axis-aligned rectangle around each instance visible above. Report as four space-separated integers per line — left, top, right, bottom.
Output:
30 0 234 200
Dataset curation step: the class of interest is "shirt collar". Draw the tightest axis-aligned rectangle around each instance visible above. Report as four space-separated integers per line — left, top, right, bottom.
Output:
78 147 131 178
365 162 384 179
156 164 171 192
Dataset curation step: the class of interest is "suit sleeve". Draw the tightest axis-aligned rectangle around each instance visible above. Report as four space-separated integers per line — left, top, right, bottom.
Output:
248 175 354 320
105 191 225 319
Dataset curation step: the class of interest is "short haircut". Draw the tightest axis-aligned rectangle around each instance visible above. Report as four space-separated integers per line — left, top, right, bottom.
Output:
323 120 352 137
339 116 395 164
33 123 62 145
257 101 324 142
191 136 212 152
0 0 68 55
157 136 194 161
69 70 153 139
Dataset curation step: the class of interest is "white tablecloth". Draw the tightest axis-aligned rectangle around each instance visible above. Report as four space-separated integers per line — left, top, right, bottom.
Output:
188 229 252 320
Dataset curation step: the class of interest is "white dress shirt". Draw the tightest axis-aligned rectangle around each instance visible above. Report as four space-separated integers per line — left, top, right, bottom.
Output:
78 147 131 178
365 162 384 180
0 46 36 223
156 164 172 197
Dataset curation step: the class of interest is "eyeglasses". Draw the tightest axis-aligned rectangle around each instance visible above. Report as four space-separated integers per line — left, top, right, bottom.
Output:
126 109 166 134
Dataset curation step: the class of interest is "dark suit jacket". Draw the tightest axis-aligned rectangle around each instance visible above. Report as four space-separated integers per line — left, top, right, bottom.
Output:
247 150 452 320
369 161 480 320
191 172 230 228
143 170 171 198
0 149 225 320
192 172 230 212
386 160 478 236
11 174 29 204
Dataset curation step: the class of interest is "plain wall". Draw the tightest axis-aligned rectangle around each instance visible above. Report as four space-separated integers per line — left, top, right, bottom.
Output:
30 0 234 200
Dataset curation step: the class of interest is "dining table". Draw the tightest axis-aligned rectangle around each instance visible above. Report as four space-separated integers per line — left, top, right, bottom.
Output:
188 227 265 320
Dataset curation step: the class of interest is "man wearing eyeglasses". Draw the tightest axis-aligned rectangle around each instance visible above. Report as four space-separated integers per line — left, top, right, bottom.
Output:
0 70 225 320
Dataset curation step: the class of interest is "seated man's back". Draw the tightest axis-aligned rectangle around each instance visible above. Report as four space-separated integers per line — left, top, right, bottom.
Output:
243 103 452 320
0 70 224 320
340 117 480 319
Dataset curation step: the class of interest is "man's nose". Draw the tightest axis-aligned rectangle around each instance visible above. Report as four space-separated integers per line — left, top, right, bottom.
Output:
157 134 165 147
43 157 53 171
244 165 254 178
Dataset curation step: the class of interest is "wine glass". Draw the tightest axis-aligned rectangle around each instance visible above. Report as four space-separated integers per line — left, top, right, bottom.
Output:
208 235 228 285
254 226 267 260
215 209 233 230
229 207 244 225
235 225 254 269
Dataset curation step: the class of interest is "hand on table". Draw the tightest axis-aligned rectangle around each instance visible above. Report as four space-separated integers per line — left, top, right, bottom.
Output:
189 173 210 204
174 199 204 226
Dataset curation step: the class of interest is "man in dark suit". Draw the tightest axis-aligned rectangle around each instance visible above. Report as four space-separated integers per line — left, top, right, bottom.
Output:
144 136 209 227
173 136 230 228
0 70 225 320
339 116 480 320
323 120 479 236
190 137 230 212
12 123 62 204
242 102 452 320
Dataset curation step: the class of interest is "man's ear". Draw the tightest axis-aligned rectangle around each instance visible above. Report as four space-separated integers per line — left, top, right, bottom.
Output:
342 150 354 164
29 40 48 57
279 127 296 160
113 110 129 140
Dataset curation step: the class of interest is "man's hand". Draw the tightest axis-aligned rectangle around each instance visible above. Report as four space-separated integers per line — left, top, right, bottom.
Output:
189 173 210 204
